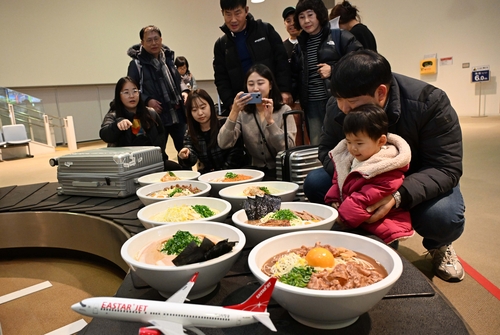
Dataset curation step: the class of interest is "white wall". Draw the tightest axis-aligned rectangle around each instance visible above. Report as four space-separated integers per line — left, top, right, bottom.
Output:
351 0 499 117
2 0 499 141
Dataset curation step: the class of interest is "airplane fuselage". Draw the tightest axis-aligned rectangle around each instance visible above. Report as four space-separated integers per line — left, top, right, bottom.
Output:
73 297 267 329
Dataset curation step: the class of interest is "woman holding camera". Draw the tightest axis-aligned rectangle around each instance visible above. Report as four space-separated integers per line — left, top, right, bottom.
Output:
217 64 296 179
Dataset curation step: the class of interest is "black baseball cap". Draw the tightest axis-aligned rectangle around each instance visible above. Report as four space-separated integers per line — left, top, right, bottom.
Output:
282 6 295 19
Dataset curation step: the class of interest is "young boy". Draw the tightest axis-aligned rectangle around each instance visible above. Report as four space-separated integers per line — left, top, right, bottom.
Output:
324 104 414 244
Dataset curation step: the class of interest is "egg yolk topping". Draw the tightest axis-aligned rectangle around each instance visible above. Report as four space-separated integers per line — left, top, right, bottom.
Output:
305 247 335 268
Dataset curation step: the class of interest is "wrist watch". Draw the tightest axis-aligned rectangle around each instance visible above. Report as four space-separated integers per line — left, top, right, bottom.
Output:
392 191 401 209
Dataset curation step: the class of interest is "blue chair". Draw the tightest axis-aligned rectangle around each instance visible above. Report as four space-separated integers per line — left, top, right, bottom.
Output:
2 124 33 158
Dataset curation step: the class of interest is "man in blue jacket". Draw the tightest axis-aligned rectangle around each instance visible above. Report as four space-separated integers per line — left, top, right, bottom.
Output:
304 50 466 282
214 0 292 115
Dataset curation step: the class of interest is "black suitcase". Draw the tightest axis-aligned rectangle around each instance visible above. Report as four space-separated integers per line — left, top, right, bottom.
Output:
276 110 322 201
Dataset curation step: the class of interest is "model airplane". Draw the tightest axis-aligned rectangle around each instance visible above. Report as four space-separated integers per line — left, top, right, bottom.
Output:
71 272 277 335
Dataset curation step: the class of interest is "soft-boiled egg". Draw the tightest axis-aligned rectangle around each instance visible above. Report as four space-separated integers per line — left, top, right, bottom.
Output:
305 247 335 268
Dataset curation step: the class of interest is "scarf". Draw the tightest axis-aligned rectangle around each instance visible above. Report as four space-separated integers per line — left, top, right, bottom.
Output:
151 51 182 124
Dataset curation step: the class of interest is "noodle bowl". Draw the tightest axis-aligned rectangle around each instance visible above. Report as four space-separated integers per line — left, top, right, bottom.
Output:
231 202 337 247
261 242 387 290
137 197 231 229
198 169 265 197
248 231 403 329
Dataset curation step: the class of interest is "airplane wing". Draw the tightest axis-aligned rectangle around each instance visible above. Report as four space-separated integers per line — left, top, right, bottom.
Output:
165 272 198 304
148 319 185 335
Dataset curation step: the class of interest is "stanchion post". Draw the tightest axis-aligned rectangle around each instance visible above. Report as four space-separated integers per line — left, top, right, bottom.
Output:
64 116 78 151
478 82 482 117
43 114 54 147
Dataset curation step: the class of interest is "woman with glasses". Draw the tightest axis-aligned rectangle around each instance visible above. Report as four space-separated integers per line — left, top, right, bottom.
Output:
99 76 182 171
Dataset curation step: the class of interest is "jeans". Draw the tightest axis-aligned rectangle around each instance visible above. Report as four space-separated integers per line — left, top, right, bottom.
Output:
164 122 186 153
303 168 466 250
303 167 332 204
305 99 327 145
411 185 465 250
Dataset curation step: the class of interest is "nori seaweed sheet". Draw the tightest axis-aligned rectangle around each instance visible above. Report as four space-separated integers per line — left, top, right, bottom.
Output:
205 239 237 260
172 237 215 266
244 194 281 220
244 197 257 220
255 195 268 219
172 238 236 266
266 194 281 213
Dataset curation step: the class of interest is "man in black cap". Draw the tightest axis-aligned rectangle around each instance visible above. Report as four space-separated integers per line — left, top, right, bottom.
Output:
282 6 301 61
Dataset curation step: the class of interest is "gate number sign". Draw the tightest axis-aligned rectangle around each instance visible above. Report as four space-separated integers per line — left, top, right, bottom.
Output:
472 65 490 82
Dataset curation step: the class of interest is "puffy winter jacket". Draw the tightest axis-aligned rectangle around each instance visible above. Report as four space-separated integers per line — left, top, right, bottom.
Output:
213 14 291 110
99 107 170 168
319 73 463 210
291 24 363 105
127 44 186 127
324 134 414 243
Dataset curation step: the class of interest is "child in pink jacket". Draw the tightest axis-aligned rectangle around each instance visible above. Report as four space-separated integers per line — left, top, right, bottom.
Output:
324 104 414 244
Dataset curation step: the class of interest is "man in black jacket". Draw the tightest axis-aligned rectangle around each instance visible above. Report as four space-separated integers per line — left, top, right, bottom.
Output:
214 0 292 114
127 25 188 153
304 50 466 282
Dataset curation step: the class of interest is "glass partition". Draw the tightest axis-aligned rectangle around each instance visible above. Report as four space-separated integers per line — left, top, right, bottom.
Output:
0 87 47 144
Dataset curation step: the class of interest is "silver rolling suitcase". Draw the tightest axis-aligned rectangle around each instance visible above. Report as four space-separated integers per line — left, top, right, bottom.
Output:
276 111 322 201
55 146 164 198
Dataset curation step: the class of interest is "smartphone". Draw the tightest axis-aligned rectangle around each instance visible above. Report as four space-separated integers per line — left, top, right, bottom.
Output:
244 92 262 104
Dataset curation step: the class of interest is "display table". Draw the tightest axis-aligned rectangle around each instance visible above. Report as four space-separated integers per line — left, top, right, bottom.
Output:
79 249 470 335
0 183 471 334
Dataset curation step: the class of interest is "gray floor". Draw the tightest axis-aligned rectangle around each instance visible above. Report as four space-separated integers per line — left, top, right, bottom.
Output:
0 116 499 334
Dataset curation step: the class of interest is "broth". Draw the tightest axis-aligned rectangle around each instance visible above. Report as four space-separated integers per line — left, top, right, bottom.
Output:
262 243 387 290
136 233 223 266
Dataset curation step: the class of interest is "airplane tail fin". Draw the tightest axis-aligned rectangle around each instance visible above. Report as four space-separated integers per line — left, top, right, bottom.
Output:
223 277 277 312
165 272 198 303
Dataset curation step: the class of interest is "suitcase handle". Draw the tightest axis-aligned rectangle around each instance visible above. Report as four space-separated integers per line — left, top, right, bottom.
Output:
283 110 304 151
72 181 99 187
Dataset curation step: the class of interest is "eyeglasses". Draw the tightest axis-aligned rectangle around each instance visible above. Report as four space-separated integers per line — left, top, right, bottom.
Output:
144 36 161 44
120 89 140 96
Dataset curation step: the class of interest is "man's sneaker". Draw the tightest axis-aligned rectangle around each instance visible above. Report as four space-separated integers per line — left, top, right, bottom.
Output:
429 244 465 282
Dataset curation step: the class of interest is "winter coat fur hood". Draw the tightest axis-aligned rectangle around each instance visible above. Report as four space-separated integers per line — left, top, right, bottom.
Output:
325 133 414 244
329 133 411 199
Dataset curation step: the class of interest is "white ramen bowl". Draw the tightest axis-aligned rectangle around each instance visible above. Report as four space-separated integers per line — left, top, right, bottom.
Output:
136 180 212 206
219 181 299 212
137 170 201 186
231 202 337 247
138 197 231 229
121 221 246 299
197 169 265 197
248 230 403 329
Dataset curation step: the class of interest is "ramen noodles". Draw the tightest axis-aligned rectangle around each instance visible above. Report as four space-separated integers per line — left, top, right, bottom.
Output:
211 172 253 182
242 186 279 196
246 209 324 227
161 171 181 181
149 204 220 222
136 230 234 266
262 242 387 290
147 184 202 198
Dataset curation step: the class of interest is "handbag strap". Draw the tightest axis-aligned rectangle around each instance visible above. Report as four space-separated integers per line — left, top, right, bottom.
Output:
253 112 274 160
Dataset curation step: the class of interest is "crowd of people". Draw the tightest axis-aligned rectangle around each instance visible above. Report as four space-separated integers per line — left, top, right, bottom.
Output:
98 0 465 283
